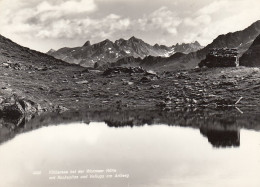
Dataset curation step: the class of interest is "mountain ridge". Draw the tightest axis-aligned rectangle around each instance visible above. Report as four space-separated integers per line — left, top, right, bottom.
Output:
240 34 260 66
47 36 202 67
132 20 260 70
180 20 260 67
0 34 69 67
85 20 260 70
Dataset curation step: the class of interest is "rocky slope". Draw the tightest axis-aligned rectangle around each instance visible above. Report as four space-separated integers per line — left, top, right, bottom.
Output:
240 34 260 66
0 34 82 118
47 36 202 67
199 21 260 55
0 35 67 67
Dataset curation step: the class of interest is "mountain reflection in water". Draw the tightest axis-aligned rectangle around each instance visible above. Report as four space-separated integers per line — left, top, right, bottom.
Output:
1 107 260 147
200 128 240 148
0 108 260 187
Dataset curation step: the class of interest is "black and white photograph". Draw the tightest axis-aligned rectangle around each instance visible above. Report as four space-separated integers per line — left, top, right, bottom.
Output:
0 0 260 186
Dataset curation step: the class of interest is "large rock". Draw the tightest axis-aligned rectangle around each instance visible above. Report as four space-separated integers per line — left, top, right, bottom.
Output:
1 102 24 119
240 34 260 67
18 99 37 115
199 48 239 68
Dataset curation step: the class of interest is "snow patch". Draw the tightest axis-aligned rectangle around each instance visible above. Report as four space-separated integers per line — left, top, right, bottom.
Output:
163 48 175 57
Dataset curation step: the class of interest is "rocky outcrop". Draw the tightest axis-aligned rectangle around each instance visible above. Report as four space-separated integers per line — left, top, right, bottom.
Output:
199 48 239 68
0 97 43 122
0 96 69 136
0 95 68 120
83 40 91 47
240 34 260 67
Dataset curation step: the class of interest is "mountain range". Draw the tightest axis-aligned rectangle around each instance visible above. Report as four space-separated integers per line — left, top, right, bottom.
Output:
1 20 260 72
47 20 260 70
47 36 202 68
115 20 260 70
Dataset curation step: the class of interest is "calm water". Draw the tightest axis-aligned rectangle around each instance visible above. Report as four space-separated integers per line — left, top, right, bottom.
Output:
0 121 259 187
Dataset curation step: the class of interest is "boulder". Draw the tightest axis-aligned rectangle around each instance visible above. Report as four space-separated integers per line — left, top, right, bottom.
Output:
140 76 152 83
76 80 89 84
140 75 158 83
1 102 24 119
18 99 37 114
199 48 239 68
54 105 69 113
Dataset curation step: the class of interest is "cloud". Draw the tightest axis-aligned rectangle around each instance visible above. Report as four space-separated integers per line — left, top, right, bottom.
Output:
137 7 181 35
184 14 211 27
33 6 181 40
37 0 97 14
181 0 260 45
0 2 180 44
0 0 97 36
0 0 259 52
35 14 130 40
197 0 229 15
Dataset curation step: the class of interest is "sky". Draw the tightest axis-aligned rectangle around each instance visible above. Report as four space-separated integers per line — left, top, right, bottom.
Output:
0 0 260 52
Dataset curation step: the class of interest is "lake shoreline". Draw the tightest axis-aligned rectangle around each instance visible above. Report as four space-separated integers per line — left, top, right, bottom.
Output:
1 66 260 120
